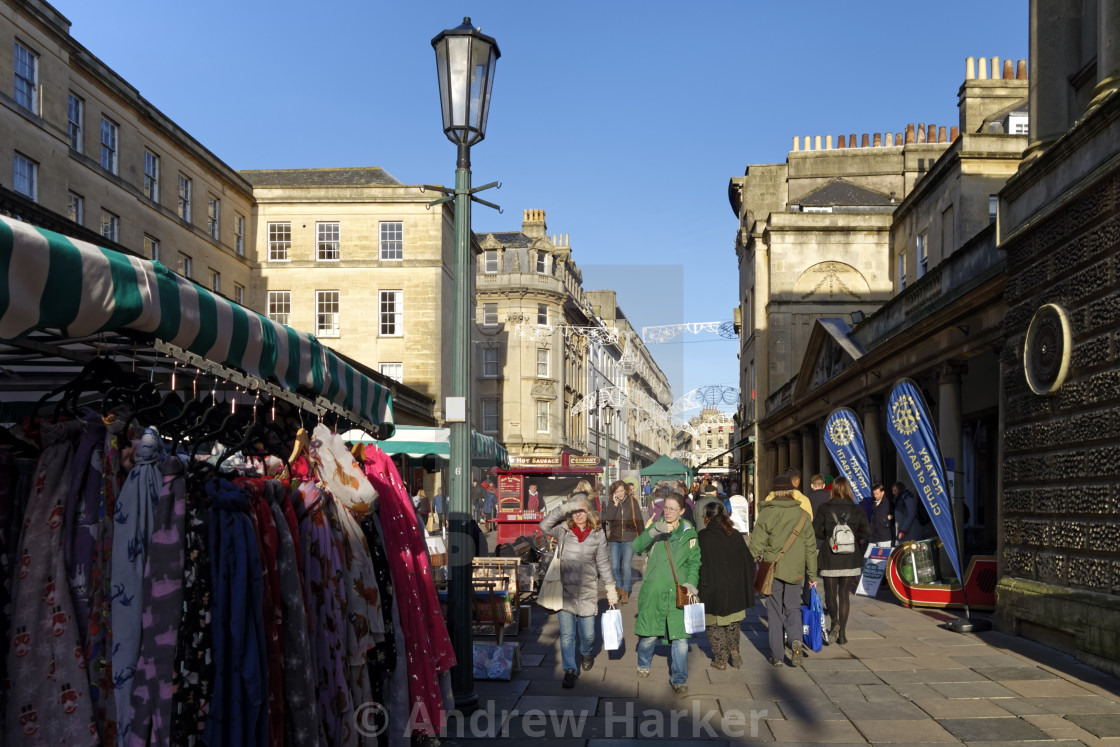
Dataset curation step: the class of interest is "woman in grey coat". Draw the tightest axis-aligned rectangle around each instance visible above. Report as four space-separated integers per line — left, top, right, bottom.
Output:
539 492 618 688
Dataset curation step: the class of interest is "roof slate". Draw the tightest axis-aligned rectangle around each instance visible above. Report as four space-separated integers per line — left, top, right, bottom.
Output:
799 179 895 207
483 232 531 248
239 167 403 187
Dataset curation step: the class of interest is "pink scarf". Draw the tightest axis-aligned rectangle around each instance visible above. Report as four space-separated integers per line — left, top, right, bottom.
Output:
361 445 454 735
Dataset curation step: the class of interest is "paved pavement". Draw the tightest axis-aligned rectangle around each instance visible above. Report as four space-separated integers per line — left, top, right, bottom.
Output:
440 554 1120 746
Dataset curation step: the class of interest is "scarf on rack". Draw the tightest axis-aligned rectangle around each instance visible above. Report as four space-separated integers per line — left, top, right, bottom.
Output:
291 478 351 747
170 483 213 746
127 453 187 747
6 419 99 745
112 426 165 741
264 479 320 747
361 445 455 737
204 477 267 747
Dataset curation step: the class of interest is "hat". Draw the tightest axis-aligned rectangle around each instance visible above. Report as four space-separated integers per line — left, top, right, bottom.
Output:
773 473 794 492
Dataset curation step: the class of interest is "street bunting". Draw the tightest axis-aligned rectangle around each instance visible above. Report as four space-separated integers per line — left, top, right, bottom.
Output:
885 379 962 584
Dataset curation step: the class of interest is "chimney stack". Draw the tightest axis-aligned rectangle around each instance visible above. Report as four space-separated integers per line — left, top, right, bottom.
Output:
523 208 547 238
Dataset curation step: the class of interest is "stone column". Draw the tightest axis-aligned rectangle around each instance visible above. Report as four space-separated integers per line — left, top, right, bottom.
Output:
763 442 778 502
938 363 967 499
788 432 802 479
1029 0 1084 154
1093 0 1120 104
862 399 882 483
801 427 817 482
819 419 832 475
776 436 790 474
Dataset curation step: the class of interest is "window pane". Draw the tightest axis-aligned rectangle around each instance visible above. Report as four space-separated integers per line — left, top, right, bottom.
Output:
484 250 497 273
234 284 244 305
483 348 499 377
379 291 403 336
268 222 291 260
177 174 192 221
67 94 83 151
143 234 159 261
317 291 340 337
100 119 118 174
67 192 84 224
483 399 499 433
144 151 159 201
537 348 548 377
207 197 220 239
99 210 118 241
483 303 497 325
536 401 549 433
379 363 403 383
178 253 192 278
380 221 403 259
317 221 340 260
14 42 37 111
235 215 245 255
13 153 36 200
537 304 547 325
268 291 291 325
537 252 547 273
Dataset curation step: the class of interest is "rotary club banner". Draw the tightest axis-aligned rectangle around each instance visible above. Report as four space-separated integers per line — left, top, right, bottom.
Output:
822 408 874 501
885 379 962 583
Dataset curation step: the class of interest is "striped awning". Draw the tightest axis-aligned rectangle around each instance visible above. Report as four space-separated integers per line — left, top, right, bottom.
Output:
0 216 394 434
347 425 509 470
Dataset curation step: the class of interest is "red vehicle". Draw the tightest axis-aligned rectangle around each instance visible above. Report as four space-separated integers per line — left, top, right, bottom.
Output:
488 452 604 546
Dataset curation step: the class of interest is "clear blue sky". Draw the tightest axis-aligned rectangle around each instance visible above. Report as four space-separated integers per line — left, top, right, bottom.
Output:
51 0 1026 413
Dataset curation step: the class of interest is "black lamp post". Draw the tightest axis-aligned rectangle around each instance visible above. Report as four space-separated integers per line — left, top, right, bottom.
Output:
431 17 500 711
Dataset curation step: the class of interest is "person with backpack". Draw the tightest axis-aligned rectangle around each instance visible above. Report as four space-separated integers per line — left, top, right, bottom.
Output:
813 476 872 644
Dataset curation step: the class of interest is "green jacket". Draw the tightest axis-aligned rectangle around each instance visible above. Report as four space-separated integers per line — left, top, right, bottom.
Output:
749 496 817 585
631 519 701 640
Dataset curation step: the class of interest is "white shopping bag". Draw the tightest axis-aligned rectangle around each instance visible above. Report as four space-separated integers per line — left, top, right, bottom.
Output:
601 607 624 651
683 597 705 635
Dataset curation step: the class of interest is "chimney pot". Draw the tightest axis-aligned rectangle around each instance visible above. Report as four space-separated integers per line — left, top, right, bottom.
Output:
805 134 813 151
966 56 976 80
886 131 895 146
992 56 1001 78
905 124 915 144
938 125 947 143
814 135 822 150
837 134 847 149
850 133 858 148
1003 59 1014 79
860 133 869 148
1017 59 1027 79
979 57 989 80
927 124 936 142
793 136 800 151
917 123 927 143
826 134 833 149
950 125 959 141
873 132 882 147
896 132 903 145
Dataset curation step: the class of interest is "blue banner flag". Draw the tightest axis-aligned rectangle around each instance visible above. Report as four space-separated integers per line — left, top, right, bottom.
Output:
822 408 874 501
885 379 962 583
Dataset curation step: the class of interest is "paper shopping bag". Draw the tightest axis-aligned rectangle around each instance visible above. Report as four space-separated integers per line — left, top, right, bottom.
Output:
601 608 624 651
683 598 706 635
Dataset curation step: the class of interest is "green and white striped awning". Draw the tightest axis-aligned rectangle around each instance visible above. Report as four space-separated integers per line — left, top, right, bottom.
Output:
347 425 509 470
0 216 394 434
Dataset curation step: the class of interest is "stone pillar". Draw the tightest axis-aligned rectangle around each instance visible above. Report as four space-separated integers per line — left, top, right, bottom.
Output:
776 436 790 474
862 400 882 483
1093 0 1120 104
1029 0 1084 154
801 427 817 482
788 432 802 479
763 442 778 502
938 363 967 499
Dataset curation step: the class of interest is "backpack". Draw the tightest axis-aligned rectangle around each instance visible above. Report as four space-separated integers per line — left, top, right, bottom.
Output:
829 511 856 554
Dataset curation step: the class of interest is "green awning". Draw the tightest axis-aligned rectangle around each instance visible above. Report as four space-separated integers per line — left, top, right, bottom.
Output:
0 216 394 434
348 425 509 470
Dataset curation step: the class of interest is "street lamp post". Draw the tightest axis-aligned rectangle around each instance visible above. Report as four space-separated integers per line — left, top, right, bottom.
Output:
431 17 500 711
602 403 615 485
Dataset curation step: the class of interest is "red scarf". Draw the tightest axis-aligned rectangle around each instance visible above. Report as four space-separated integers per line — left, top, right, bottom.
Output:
572 524 592 543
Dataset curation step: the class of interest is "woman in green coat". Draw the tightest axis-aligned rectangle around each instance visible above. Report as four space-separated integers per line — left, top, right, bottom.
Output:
631 493 701 694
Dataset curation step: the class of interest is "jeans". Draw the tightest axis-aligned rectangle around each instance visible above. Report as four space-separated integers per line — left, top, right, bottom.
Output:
609 541 635 592
557 610 597 673
637 636 689 685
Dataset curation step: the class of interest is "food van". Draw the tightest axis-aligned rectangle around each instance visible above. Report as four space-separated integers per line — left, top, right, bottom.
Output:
488 452 604 545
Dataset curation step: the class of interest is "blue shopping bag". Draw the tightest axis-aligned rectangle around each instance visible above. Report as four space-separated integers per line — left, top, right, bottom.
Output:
801 587 824 652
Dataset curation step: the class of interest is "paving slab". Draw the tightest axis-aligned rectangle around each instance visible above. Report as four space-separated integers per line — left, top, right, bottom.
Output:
1000 678 1094 698
927 681 1020 699
800 657 869 672
1021 713 1102 742
850 718 960 742
912 698 1013 718
807 669 887 686
767 718 868 743
883 683 949 701
1021 695 1120 714
773 698 849 721
838 700 929 721
877 668 987 684
936 716 1051 742
1066 713 1120 738
970 666 1058 682
857 684 909 703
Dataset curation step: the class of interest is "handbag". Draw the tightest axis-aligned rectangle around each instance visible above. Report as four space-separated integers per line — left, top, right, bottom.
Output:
801 586 824 652
663 538 690 609
425 511 437 533
753 512 808 596
537 534 564 612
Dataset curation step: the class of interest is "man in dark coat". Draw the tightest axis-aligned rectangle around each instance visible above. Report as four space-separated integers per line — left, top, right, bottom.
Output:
869 482 894 547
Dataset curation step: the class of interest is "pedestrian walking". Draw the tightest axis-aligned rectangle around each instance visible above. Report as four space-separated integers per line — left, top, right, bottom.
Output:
539 492 617 689
869 482 894 548
813 476 871 645
697 501 754 670
431 489 446 530
471 478 486 522
632 492 701 694
600 479 643 604
892 481 926 542
749 473 817 668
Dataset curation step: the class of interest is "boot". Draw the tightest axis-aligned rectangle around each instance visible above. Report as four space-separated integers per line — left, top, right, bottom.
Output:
790 641 803 667
836 626 848 645
619 589 629 604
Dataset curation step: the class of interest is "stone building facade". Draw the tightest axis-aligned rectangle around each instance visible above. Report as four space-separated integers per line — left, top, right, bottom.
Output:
995 0 1120 674
2 0 254 298
475 211 671 466
242 168 458 424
